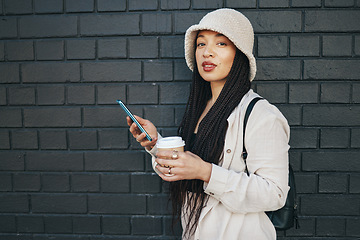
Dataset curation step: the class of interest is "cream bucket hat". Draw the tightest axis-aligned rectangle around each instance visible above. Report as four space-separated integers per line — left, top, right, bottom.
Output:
185 8 256 81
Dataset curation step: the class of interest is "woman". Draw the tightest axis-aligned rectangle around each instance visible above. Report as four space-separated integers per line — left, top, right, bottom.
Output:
127 8 290 240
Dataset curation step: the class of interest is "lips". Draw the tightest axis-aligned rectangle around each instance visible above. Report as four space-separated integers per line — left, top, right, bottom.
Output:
202 61 217 72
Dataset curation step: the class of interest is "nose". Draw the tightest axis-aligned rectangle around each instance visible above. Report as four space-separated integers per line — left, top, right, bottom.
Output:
203 45 214 58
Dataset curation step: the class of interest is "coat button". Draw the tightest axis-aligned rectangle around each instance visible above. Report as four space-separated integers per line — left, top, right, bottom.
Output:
226 149 231 153
209 192 214 195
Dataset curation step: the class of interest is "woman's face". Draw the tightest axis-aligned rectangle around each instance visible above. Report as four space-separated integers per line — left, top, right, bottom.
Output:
195 30 237 84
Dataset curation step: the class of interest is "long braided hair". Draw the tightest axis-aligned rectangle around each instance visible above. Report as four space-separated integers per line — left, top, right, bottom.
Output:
169 48 252 237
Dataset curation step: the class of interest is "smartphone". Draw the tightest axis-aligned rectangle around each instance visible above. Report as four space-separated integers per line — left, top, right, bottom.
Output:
117 100 152 141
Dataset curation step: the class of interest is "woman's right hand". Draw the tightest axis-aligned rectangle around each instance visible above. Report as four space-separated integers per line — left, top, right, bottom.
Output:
126 115 158 150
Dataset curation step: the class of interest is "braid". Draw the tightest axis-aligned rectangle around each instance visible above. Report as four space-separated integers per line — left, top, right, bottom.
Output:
170 49 251 237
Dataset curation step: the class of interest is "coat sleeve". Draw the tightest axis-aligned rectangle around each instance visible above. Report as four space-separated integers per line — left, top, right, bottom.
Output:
204 101 290 214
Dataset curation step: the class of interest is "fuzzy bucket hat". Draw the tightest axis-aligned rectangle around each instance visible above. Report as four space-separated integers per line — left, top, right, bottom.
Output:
185 8 256 81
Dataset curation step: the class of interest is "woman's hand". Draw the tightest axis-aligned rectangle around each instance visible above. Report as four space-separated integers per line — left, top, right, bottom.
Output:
155 150 212 183
127 115 158 150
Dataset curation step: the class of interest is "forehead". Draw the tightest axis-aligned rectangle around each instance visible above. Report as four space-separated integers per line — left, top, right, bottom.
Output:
197 30 227 38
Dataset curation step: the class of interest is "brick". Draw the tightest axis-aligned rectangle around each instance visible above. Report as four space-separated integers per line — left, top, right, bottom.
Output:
164 216 182 237
98 128 128 149
350 174 360 193
255 60 301 80
102 216 130 234
17 215 44 233
66 39 96 60
305 10 360 32
323 36 352 56
101 173 130 193
320 128 350 148
353 83 360 103
259 0 289 8
325 0 355 7
301 195 359 216
303 152 360 172
65 0 94 13
0 87 6 105
291 0 322 7
0 215 16 232
8 86 35 105
0 18 17 38
71 174 99 192
304 60 360 79
303 105 360 126
67 85 95 105
319 173 348 193
6 41 34 61
26 152 83 171
321 83 351 103
144 61 173 81
13 173 41 192
192 0 223 9
317 217 346 236
0 194 28 212
257 36 288 57
0 152 24 170
160 36 185 58
355 36 360 56
0 42 4 61
129 37 158 58
290 35 320 57
0 173 12 191
174 60 192 80
24 108 81 127
174 12 205 33
85 151 144 171
346 218 360 237
142 13 172 35
174 106 186 126
97 85 126 105
289 128 318 149
82 62 141 82
132 216 162 235
159 83 190 104
161 0 190 9
144 106 175 127
88 194 146 214
129 0 157 10
128 84 158 104
19 15 77 38
131 173 161 193
12 130 38 150
285 217 315 237
147 195 172 215
0 109 22 127
4 0 32 14
34 0 63 13
83 107 125 127
255 83 287 103
226 0 256 8
42 174 70 192
36 40 64 60
44 216 72 233
294 173 317 194
98 38 127 59
22 62 80 83
80 14 140 36
0 63 20 83
289 83 319 103
246 11 302 33
73 216 101 234
98 0 126 12
351 128 360 148
31 194 87 213
37 85 65 105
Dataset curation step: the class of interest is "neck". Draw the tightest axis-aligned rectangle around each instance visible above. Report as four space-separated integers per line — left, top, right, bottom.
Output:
209 80 226 103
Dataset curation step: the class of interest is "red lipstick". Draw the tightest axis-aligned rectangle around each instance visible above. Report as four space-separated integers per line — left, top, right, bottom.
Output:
202 61 217 72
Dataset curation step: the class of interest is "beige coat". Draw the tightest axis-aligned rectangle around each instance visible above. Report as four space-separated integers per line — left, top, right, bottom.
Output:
149 90 290 240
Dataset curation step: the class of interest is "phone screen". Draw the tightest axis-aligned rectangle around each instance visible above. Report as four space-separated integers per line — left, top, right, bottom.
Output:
117 100 152 141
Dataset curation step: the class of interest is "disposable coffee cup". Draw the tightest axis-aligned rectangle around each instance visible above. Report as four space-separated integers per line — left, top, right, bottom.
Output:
156 136 185 176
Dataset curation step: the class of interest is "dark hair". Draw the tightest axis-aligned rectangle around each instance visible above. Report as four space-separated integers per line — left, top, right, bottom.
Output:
170 48 251 237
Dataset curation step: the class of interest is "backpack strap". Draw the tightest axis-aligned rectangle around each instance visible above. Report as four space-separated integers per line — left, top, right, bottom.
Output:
242 97 263 175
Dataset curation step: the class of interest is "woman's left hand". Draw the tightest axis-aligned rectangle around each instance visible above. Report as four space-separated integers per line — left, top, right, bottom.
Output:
155 151 212 183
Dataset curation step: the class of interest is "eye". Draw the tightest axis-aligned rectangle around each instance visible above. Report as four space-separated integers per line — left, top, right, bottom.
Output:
217 42 227 46
197 42 205 47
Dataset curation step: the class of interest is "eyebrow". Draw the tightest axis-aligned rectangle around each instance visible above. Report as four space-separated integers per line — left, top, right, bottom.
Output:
197 33 225 38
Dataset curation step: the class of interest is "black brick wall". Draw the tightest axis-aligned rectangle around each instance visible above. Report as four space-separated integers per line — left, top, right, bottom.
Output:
0 0 359 239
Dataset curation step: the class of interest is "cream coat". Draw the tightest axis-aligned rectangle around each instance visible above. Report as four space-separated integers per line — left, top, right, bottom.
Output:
149 90 290 240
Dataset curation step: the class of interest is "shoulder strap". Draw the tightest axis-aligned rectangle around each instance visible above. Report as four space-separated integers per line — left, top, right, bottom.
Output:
242 97 263 175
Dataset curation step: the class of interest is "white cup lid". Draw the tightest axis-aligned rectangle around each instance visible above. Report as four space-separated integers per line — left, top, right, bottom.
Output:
157 136 185 148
